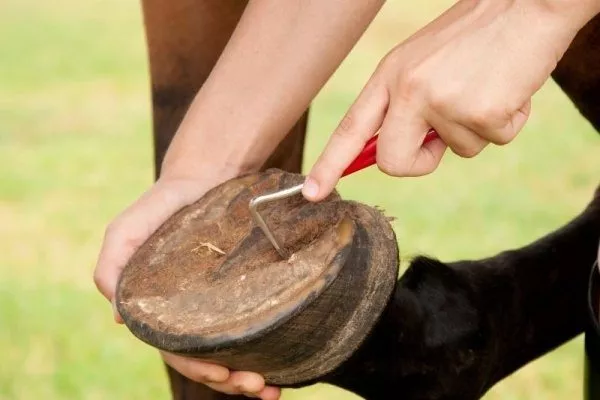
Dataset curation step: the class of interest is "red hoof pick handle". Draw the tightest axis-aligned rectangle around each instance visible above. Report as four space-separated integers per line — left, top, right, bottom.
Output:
341 128 440 177
249 128 440 258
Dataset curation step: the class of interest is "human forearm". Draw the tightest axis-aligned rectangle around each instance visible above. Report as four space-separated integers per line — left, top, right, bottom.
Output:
160 0 385 181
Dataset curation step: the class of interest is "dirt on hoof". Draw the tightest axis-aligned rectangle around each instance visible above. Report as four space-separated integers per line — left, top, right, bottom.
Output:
116 169 399 385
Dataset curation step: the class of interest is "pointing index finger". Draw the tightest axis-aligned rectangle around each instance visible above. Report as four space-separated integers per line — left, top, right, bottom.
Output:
303 82 389 202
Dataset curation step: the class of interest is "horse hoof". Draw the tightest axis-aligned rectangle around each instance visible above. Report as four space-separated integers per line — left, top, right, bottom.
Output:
115 169 399 385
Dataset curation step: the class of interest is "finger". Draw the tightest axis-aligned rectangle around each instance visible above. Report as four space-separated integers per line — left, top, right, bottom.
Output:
217 374 279 400
303 80 389 202
93 213 143 303
429 117 488 159
203 382 275 398
256 386 281 400
222 382 280 400
227 371 266 394
93 179 205 313
375 98 446 177
203 372 266 397
494 99 531 145
408 134 448 176
160 352 230 384
461 99 532 146
93 185 165 303
204 381 244 396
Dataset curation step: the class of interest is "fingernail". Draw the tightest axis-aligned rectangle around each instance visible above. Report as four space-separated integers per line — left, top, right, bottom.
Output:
302 177 319 199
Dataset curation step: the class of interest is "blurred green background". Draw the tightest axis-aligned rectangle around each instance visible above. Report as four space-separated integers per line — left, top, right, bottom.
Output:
1 1 599 399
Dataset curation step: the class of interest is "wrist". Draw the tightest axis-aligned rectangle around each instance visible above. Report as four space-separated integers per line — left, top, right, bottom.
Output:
471 0 599 63
159 139 256 185
536 0 600 16
158 100 268 184
470 0 594 44
528 0 600 30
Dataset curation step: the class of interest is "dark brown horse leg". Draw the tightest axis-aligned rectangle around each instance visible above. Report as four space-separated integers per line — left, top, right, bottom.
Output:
320 185 600 400
141 1 309 398
552 13 600 132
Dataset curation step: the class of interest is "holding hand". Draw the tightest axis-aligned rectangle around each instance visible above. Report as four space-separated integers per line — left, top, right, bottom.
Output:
93 174 280 399
303 0 595 202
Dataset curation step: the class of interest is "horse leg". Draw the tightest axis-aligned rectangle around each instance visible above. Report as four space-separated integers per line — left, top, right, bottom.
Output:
141 1 309 398
551 14 600 399
320 184 600 399
552 13 600 132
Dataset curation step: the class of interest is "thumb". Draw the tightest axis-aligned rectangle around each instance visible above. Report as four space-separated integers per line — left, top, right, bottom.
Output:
93 178 208 322
303 81 389 202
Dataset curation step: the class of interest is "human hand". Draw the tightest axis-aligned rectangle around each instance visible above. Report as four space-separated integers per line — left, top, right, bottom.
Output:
93 176 281 399
302 0 596 201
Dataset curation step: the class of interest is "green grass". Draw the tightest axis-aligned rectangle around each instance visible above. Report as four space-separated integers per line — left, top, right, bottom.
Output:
1 1 599 399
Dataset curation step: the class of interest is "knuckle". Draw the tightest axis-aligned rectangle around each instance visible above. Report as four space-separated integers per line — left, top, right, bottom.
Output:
492 132 514 146
378 49 398 71
104 218 144 251
466 107 497 131
421 163 438 176
334 113 355 138
174 361 214 384
427 87 457 115
398 67 423 94
466 107 516 145
392 63 424 98
465 103 508 133
492 123 518 145
186 371 208 384
313 153 340 178
450 143 482 158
